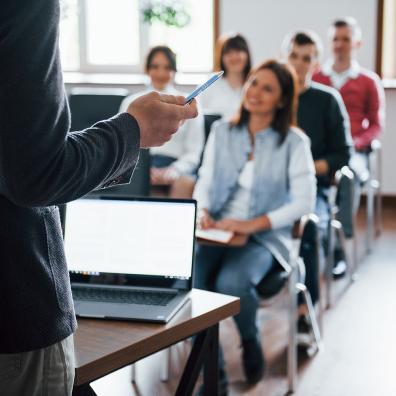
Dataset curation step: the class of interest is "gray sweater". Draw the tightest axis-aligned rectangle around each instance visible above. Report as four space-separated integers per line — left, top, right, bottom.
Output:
0 0 140 352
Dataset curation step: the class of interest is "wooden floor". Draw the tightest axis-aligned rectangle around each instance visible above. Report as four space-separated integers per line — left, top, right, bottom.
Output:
91 205 396 396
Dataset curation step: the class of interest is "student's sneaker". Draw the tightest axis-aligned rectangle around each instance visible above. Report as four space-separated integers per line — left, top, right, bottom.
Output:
297 314 314 347
241 336 265 384
332 248 347 279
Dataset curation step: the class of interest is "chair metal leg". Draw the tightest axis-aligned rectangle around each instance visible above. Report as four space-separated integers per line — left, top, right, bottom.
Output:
160 348 171 382
287 256 298 393
375 147 383 237
296 283 322 353
366 178 375 254
325 218 337 309
131 363 136 383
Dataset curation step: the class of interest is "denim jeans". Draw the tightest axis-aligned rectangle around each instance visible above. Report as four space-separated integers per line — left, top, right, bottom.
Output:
194 239 274 341
0 334 75 396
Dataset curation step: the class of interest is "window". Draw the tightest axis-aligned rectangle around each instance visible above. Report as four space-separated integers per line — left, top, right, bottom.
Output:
59 0 215 74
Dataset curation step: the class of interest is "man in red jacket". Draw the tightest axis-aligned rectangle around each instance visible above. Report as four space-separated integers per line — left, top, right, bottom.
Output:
313 16 385 276
313 17 385 186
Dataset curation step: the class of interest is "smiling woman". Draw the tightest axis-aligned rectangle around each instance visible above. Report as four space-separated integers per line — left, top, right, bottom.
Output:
59 0 215 74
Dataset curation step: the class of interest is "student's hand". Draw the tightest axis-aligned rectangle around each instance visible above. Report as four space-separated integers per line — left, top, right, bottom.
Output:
197 209 215 230
127 92 198 148
150 167 180 185
214 218 256 235
314 160 329 176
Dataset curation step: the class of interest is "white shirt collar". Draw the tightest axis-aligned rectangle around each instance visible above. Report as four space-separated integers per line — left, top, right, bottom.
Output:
322 59 361 79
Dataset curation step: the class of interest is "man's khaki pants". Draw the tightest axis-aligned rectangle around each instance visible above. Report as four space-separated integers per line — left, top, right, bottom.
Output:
0 334 74 396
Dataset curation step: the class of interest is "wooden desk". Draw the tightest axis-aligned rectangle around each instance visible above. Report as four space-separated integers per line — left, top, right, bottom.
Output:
73 289 240 396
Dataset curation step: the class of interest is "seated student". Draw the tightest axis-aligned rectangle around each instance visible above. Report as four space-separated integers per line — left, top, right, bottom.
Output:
193 60 316 392
200 33 252 119
283 30 353 333
313 17 385 209
120 46 204 198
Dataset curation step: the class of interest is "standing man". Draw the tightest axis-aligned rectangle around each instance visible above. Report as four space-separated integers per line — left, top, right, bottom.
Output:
0 1 197 395
283 30 353 337
313 17 385 202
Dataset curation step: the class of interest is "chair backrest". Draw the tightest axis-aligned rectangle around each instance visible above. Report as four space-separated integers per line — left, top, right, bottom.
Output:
203 113 222 142
68 88 129 131
68 88 151 198
256 214 320 299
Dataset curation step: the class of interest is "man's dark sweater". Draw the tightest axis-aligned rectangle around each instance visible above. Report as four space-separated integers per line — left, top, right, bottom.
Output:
297 82 353 188
0 0 140 353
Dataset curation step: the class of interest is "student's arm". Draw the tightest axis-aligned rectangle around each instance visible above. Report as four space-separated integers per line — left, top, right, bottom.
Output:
170 110 205 175
321 90 353 175
353 75 385 151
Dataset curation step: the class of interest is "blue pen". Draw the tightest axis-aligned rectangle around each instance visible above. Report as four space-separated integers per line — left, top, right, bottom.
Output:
185 71 224 105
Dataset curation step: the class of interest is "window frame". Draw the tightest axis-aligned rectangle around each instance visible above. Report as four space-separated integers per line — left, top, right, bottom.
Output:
376 0 396 79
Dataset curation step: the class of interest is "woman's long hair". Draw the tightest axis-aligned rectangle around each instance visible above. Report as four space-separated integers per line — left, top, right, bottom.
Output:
145 45 177 73
214 33 252 82
232 59 298 144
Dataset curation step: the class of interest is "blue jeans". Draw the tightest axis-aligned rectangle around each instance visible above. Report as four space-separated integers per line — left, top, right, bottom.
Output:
194 239 274 340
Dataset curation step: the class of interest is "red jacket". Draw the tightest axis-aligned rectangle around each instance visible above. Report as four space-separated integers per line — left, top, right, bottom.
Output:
313 66 384 151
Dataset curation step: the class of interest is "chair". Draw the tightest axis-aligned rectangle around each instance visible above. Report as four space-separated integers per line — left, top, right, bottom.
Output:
68 88 151 198
325 166 356 309
143 215 323 393
68 87 129 131
256 214 323 393
203 113 222 142
365 139 382 253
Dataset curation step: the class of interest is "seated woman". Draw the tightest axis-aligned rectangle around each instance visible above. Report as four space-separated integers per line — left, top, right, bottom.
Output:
120 46 204 198
193 60 316 390
200 33 252 120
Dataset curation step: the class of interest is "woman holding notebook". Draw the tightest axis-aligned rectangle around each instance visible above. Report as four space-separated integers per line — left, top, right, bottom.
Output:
193 59 316 391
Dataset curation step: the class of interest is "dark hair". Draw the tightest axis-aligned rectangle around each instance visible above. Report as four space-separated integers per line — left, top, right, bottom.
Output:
145 46 177 73
331 17 362 41
232 59 298 144
214 33 252 81
283 30 323 59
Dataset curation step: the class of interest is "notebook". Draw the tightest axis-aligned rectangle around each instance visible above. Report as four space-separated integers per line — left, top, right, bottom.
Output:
64 197 196 323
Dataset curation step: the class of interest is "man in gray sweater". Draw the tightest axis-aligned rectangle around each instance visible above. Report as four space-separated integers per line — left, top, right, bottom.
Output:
0 0 197 394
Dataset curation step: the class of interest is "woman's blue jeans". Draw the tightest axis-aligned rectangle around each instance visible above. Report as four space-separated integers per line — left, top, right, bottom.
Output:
194 238 274 341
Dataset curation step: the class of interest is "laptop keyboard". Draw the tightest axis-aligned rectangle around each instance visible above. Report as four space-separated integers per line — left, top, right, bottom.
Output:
72 286 176 306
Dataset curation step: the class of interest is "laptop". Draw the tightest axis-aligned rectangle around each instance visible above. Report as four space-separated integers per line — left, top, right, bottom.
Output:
64 197 196 323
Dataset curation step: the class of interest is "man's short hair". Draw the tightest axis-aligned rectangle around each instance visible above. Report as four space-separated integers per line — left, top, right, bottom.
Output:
282 30 323 59
330 16 362 42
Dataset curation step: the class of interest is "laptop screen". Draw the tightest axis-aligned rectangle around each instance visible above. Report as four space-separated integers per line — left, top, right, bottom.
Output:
64 197 196 290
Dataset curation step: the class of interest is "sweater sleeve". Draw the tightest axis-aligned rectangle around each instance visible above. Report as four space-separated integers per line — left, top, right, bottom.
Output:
322 90 353 173
353 75 385 150
170 111 205 175
267 136 316 229
0 0 140 207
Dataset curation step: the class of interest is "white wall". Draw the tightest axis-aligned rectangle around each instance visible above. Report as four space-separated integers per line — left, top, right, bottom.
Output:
220 0 377 69
221 0 396 195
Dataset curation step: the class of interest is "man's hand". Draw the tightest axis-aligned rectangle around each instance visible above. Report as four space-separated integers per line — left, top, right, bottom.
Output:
127 92 198 148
